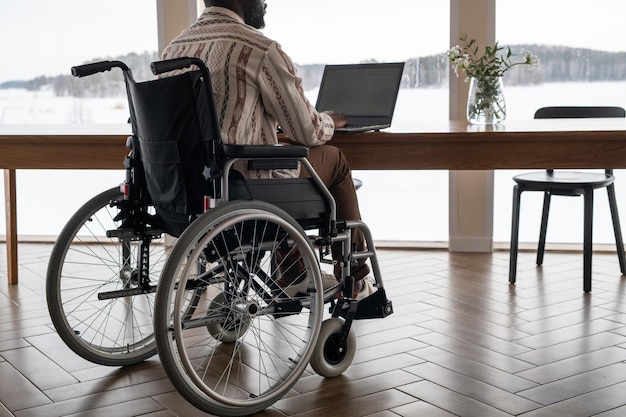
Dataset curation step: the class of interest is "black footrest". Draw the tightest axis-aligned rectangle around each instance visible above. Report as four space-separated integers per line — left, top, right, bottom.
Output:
98 284 157 300
106 227 163 240
333 288 393 320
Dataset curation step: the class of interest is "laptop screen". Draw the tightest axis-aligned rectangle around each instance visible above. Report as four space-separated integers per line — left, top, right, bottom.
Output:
315 62 405 122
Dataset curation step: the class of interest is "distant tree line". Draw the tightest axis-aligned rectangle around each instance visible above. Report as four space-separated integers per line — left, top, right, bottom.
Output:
3 46 626 97
296 44 626 90
525 45 626 83
0 51 158 97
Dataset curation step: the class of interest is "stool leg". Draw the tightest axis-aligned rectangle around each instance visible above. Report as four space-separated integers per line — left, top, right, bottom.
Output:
583 189 594 293
509 185 522 284
607 184 626 274
537 191 551 266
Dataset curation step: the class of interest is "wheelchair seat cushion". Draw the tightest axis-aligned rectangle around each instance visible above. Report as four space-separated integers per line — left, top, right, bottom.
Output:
229 176 330 230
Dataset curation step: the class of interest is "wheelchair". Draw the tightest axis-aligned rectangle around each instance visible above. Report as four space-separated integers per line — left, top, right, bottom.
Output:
46 57 393 416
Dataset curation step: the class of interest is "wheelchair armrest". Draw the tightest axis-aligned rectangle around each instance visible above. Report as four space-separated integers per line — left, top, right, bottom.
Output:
223 144 309 159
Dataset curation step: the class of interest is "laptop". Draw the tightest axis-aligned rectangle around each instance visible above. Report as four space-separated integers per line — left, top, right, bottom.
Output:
315 62 405 133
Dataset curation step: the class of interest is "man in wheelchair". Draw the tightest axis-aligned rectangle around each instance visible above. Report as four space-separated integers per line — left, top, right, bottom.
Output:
54 2 394 413
161 0 376 299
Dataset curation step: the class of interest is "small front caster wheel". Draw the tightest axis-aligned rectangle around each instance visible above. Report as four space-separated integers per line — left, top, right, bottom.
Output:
310 318 356 377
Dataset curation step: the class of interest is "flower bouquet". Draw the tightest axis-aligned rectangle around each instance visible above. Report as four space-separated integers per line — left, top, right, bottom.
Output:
447 35 539 124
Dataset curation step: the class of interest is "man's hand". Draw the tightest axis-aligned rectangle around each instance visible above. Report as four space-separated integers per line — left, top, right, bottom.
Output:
323 111 348 128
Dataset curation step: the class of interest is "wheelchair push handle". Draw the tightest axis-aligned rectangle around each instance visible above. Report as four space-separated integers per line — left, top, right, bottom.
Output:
71 60 130 77
151 57 209 76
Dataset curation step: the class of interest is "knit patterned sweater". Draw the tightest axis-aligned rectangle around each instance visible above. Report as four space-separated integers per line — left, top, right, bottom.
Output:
160 6 335 178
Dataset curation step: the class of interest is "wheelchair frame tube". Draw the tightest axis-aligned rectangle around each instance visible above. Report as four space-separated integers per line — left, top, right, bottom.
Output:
345 220 384 288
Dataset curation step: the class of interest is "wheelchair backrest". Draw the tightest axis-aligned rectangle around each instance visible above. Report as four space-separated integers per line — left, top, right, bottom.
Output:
126 68 221 236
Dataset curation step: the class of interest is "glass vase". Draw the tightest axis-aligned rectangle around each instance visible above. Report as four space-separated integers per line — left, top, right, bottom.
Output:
466 76 506 125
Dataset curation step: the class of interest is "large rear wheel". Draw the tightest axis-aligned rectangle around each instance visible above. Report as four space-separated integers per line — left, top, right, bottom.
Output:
46 187 168 366
155 200 324 416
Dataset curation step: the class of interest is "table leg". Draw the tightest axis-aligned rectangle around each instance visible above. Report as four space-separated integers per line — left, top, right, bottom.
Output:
4 169 18 284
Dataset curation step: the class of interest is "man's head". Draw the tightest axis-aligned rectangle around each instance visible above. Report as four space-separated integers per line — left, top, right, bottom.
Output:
204 0 267 29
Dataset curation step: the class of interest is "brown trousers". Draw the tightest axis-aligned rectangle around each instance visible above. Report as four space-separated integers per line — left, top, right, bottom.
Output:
302 145 370 281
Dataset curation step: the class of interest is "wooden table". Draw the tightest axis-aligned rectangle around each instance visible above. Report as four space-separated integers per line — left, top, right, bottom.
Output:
332 119 626 170
3 119 626 283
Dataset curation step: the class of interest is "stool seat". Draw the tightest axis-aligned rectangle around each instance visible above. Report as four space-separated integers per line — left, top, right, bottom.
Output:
513 171 614 192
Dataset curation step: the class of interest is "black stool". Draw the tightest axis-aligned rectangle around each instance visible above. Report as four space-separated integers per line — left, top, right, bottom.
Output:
508 106 626 292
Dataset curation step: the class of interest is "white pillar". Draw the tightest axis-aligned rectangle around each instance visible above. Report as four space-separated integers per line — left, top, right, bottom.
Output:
448 0 496 252
156 0 199 54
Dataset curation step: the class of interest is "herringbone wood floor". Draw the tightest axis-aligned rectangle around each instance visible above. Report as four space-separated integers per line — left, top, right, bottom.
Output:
2 243 626 417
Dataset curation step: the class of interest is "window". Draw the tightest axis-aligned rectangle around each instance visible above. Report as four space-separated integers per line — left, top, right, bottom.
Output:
493 0 626 244
0 0 157 125
260 0 451 241
263 0 450 125
0 0 157 236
